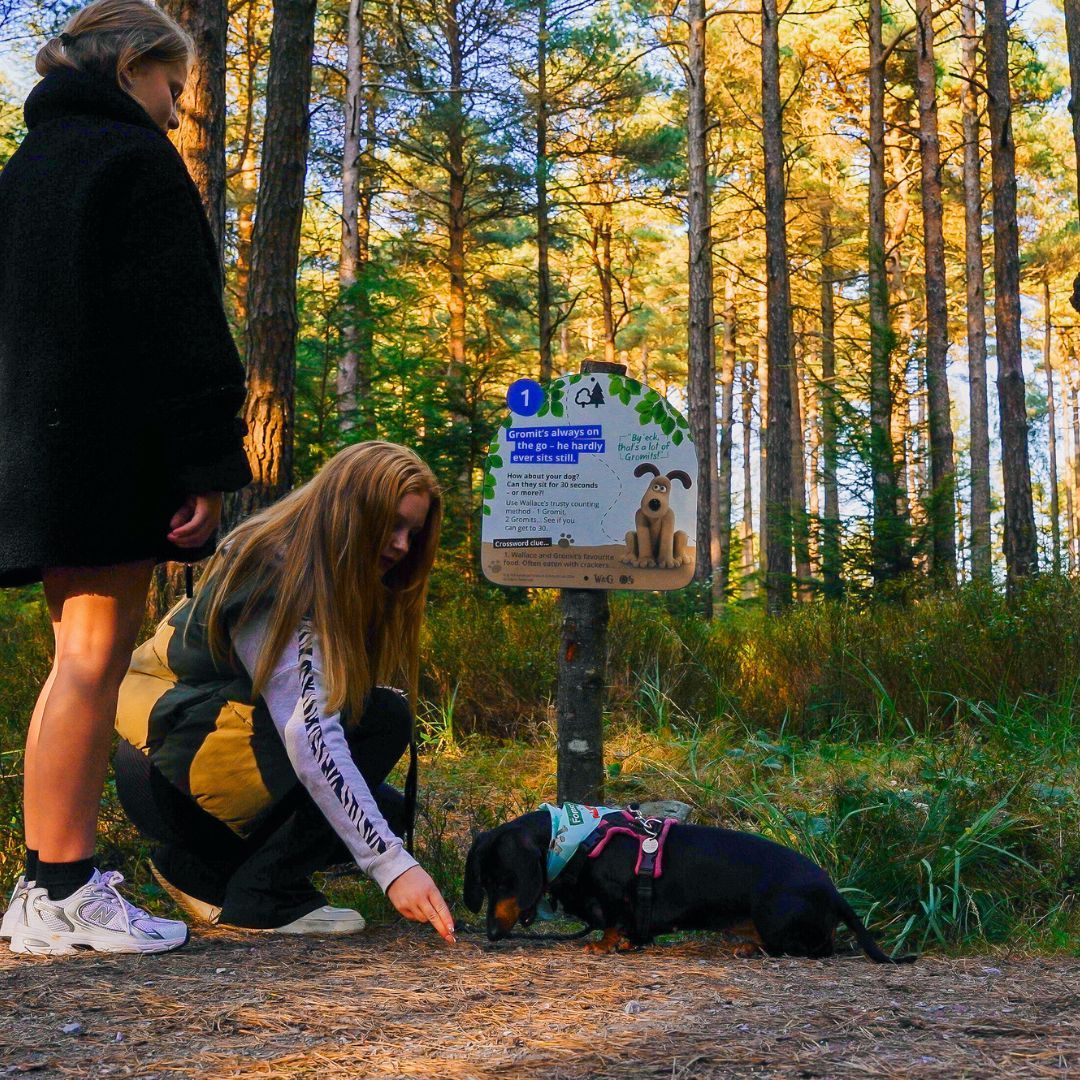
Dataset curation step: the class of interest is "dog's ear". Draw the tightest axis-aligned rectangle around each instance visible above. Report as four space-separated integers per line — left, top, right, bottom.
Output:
463 829 494 912
513 834 548 913
666 469 692 489
634 462 660 479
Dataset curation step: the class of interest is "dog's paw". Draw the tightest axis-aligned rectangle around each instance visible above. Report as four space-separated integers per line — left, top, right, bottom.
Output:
658 558 678 569
633 558 656 569
733 941 764 959
585 929 632 954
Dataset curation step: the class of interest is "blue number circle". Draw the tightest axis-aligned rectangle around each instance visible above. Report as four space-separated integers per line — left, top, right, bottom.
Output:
507 378 545 417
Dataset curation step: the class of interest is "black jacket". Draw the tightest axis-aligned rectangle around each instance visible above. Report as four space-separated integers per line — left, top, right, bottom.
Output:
0 69 251 587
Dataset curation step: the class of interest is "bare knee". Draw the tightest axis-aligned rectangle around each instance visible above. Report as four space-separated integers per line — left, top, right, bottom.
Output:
50 646 132 697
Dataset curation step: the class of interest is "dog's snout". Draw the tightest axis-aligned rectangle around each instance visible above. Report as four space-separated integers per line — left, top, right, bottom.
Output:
648 498 662 512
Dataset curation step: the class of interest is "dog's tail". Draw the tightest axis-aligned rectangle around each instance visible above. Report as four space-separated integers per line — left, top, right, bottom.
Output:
834 892 917 964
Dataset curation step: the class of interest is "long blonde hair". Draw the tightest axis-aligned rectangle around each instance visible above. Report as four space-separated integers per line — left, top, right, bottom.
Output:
36 0 192 88
196 441 443 722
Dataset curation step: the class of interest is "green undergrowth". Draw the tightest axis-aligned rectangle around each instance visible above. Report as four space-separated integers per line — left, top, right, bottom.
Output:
1 579 1077 955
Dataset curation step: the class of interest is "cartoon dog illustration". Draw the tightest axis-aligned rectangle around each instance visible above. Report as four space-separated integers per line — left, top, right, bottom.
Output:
622 463 693 569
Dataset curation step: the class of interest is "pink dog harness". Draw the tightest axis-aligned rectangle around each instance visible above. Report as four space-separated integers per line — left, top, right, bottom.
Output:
578 807 678 878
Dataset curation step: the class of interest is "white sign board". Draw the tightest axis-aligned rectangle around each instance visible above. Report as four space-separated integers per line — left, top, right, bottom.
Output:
480 372 698 590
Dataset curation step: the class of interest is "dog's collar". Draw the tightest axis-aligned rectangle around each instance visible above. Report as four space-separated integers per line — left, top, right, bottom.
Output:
541 802 622 881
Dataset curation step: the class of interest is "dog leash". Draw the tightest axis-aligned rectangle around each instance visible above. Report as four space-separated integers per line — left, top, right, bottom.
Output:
455 921 594 943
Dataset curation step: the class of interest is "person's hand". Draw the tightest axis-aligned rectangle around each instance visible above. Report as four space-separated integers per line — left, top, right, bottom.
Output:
386 866 456 943
167 492 223 548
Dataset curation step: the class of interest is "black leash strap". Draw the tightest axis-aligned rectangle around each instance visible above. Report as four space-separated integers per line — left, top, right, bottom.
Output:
184 564 194 599
402 738 418 854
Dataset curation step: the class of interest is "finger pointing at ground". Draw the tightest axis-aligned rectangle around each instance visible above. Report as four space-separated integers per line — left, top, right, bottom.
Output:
387 866 457 943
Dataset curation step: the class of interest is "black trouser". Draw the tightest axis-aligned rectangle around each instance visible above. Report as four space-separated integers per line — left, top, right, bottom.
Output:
113 687 413 928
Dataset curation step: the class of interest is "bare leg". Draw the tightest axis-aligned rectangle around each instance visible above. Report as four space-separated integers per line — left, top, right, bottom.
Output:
26 561 154 863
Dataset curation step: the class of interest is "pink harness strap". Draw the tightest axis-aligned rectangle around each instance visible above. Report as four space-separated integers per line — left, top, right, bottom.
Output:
586 810 677 877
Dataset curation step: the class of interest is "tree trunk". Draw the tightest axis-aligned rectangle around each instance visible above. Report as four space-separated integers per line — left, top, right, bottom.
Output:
447 0 467 382
985 0 1039 584
819 212 842 597
155 0 229 618
741 356 757 597
962 0 992 584
804 358 820 571
339 0 371 439
757 292 769 593
915 0 956 586
761 0 793 613
790 329 812 600
717 273 737 603
1065 365 1078 572
686 0 717 607
162 0 228 258
231 0 260 335
868 0 904 584
537 0 554 382
1044 277 1061 573
231 0 318 521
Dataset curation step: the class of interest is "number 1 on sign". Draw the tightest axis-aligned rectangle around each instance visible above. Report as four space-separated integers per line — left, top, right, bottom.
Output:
507 378 545 417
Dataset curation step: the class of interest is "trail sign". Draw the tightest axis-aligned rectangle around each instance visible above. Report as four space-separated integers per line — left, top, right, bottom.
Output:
481 372 697 591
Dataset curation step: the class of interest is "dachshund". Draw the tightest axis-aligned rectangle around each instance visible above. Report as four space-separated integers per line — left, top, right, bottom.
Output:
464 809 916 964
622 463 693 569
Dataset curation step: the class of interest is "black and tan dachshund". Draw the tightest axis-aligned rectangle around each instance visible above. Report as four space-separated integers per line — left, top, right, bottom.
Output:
464 810 916 964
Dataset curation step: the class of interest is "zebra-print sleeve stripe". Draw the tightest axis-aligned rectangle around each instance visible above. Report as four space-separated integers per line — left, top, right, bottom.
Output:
295 620 388 856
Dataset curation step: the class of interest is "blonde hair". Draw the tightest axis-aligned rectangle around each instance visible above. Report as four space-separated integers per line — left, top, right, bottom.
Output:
36 0 192 89
195 442 443 724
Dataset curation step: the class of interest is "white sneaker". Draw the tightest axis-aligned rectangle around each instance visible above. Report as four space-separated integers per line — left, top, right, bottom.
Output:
273 905 366 935
150 862 221 926
0 877 31 940
10 870 189 956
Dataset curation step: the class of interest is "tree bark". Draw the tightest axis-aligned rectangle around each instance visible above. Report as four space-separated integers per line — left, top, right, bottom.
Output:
338 0 372 439
717 273 737 603
868 0 904 584
1044 277 1061 573
537 0 554 382
790 329 812 600
686 0 717 607
819 211 842 597
162 0 228 259
962 0 992 584
155 0 229 618
757 292 769 593
915 0 956 586
985 0 1039 584
447 0 467 382
741 356 757 597
231 0 318 520
761 0 793 613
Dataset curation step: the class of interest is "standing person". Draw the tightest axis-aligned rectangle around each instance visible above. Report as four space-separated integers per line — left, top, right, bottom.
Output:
111 442 456 942
0 0 251 955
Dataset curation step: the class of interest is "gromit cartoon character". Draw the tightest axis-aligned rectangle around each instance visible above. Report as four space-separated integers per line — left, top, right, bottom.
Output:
622 463 693 569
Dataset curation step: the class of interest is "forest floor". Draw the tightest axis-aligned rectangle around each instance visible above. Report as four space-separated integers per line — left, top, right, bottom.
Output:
1 926 1077 1079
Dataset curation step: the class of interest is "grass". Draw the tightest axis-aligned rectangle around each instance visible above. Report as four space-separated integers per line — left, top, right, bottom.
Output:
1 576 1077 955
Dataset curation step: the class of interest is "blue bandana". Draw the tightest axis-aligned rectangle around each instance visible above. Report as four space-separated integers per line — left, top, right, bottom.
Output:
541 802 622 882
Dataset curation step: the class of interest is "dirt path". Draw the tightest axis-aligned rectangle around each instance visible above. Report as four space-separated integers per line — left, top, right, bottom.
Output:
1 928 1076 1078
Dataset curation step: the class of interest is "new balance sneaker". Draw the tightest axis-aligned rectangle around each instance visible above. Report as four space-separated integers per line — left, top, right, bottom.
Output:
273 906 366 935
9 870 189 955
150 861 221 926
0 877 31 940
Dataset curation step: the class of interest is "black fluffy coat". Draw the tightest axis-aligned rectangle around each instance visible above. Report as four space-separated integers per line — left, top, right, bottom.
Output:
0 69 250 587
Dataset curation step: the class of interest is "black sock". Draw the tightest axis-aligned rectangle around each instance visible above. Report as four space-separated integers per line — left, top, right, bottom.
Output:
24 848 38 881
37 857 95 902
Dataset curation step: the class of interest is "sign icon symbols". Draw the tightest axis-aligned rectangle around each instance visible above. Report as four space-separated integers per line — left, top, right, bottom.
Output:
574 380 605 409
